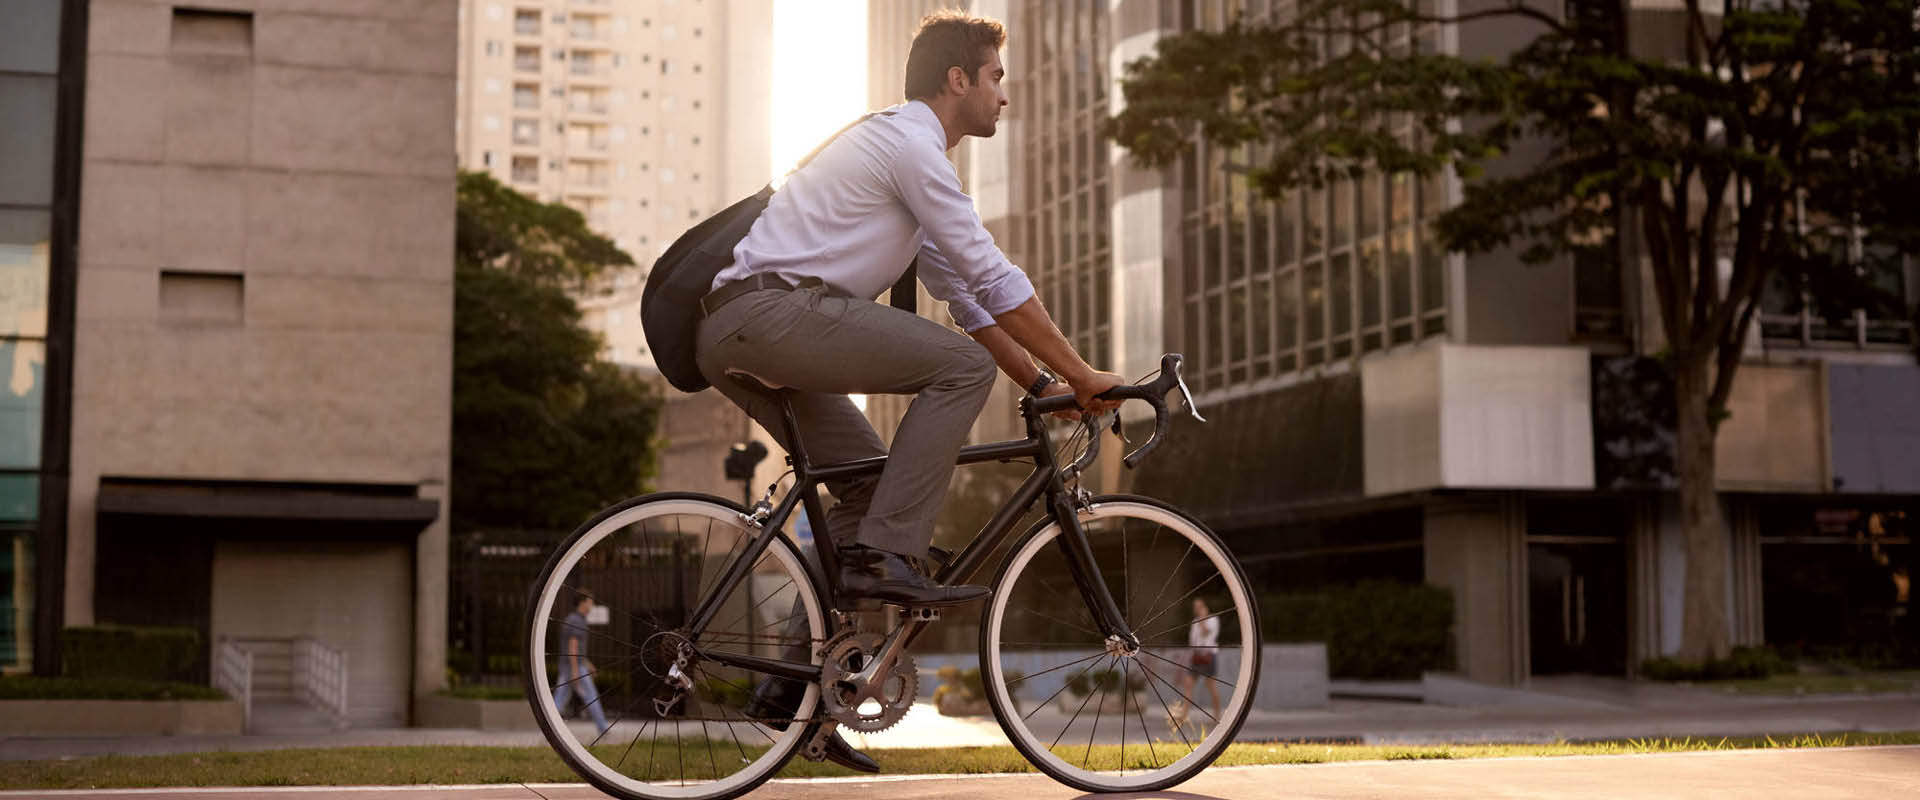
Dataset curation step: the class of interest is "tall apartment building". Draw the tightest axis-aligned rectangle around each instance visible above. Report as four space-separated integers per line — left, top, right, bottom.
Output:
9 0 459 728
874 0 1920 683
455 0 771 370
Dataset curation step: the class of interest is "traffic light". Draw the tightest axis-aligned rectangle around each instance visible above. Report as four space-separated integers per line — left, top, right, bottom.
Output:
724 440 768 481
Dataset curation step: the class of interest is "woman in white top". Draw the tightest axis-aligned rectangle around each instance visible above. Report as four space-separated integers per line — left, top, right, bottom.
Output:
1184 597 1223 722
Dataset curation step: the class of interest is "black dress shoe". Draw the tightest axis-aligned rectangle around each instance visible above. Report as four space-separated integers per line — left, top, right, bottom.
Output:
742 677 879 774
838 544 991 607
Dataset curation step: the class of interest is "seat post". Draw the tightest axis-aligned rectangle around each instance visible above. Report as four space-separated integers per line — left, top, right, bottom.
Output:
773 390 811 475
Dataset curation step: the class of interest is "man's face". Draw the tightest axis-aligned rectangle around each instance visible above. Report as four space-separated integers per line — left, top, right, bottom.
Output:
958 47 1008 138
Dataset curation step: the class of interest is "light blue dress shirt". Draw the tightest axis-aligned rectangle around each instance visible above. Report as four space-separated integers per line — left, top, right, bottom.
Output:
715 100 1036 333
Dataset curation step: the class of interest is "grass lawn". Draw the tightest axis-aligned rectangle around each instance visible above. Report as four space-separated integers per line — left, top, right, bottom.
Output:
3 732 1919 790
1704 672 1920 696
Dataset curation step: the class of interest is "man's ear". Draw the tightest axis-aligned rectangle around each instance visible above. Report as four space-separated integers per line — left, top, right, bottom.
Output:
946 64 970 96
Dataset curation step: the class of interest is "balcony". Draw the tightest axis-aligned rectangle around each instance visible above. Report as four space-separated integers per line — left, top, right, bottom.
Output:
570 24 608 44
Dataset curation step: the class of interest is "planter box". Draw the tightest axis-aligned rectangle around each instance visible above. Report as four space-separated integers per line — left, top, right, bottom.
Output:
0 699 243 736
414 693 538 730
921 642 1331 712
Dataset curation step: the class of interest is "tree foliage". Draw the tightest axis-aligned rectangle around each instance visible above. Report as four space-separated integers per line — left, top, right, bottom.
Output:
1108 0 1920 660
452 171 659 532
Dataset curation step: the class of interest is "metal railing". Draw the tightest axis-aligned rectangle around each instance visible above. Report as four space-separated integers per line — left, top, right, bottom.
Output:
293 636 350 729
212 637 253 731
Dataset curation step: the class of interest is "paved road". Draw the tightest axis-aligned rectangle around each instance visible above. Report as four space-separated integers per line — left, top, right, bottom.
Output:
7 745 1918 799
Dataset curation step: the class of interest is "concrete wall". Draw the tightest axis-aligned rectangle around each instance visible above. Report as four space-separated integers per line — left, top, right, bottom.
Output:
1364 343 1595 496
69 0 456 699
1424 495 1527 686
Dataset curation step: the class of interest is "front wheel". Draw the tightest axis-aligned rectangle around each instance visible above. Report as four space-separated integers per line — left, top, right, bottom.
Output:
524 493 829 800
980 496 1260 793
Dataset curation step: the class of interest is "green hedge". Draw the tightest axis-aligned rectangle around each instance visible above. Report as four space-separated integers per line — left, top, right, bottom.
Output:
1641 646 1793 681
61 625 200 682
0 676 226 701
1262 581 1454 680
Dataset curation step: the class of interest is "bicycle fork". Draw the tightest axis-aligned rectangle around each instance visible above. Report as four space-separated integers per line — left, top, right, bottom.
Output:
1046 489 1140 652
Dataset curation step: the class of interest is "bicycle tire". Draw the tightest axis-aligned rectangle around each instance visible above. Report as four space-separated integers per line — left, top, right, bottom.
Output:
978 494 1261 793
523 492 828 800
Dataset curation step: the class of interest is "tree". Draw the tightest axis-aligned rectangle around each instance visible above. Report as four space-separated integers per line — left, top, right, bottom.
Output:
1107 0 1919 661
452 171 661 532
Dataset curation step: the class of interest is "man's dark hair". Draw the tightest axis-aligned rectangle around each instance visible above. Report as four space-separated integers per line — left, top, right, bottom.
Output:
903 10 1006 101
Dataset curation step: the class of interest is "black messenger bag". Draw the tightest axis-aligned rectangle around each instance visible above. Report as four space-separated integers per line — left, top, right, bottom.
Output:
641 111 916 393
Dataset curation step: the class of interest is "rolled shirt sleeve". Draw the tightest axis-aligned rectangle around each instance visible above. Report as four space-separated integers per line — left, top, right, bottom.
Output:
916 238 1035 333
891 137 1036 326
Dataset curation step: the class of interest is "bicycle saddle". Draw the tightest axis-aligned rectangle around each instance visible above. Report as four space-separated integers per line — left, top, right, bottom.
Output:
725 369 787 394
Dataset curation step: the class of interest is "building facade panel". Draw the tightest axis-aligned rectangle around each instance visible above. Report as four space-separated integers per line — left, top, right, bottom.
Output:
53 0 457 707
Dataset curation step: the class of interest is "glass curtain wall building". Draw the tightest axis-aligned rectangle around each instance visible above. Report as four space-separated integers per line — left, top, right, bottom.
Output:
0 0 77 676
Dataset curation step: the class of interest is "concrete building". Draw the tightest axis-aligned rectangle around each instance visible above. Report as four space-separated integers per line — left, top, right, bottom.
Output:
454 0 771 371
867 0 1919 683
7 0 458 727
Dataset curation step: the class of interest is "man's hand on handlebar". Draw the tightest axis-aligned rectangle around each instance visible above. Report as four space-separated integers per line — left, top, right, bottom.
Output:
1070 370 1126 416
1036 381 1083 421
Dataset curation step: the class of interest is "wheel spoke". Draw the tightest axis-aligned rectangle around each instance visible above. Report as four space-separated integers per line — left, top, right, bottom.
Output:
1140 646 1236 690
1049 655 1112 750
1138 571 1224 632
987 502 1253 790
530 500 824 792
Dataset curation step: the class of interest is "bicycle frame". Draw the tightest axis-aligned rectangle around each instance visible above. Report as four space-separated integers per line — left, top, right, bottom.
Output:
686 391 1136 685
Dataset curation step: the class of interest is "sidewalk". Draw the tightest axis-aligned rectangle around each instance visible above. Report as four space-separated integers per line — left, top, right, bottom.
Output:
5 747 1918 799
3 678 1917 763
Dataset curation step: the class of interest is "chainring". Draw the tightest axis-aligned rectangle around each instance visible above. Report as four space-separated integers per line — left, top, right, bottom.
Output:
816 630 918 733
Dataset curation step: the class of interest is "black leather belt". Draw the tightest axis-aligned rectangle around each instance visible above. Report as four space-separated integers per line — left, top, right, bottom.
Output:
698 273 803 318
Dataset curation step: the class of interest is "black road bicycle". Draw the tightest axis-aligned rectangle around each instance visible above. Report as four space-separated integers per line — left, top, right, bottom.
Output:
523 354 1260 799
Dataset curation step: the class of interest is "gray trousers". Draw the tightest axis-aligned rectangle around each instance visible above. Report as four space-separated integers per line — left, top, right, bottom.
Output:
694 281 996 559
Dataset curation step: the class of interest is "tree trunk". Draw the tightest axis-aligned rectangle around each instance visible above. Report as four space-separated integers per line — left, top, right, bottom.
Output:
1673 355 1731 662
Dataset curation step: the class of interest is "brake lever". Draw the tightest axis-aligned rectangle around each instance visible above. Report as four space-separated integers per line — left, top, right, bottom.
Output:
1173 368 1206 422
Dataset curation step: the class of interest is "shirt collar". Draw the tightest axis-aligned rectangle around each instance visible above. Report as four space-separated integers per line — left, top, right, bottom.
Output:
899 99 950 151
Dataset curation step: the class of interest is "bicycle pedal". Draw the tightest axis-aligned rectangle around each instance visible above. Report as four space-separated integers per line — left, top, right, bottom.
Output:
902 607 941 622
801 722 839 762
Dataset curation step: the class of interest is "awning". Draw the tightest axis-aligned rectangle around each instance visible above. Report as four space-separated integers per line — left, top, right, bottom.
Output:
97 478 440 524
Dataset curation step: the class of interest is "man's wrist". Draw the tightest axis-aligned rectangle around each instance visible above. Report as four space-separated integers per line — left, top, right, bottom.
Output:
1026 369 1056 397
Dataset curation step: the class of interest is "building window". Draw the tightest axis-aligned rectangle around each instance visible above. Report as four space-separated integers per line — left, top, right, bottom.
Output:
1761 227 1914 348
511 155 537 184
511 118 539 146
1168 6 1449 392
513 46 539 73
1012 0 1114 373
514 9 539 36
512 82 538 110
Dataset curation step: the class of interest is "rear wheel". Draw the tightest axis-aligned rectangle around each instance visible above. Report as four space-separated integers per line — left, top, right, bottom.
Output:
524 493 827 800
980 496 1260 793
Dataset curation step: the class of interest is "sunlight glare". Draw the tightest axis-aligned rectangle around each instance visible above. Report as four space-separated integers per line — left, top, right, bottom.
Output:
770 0 870 180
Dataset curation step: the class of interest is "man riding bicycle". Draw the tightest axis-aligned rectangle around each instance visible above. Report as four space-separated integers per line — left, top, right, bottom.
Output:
694 11 1122 772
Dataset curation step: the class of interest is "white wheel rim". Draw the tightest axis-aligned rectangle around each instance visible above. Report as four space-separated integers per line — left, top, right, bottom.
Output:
529 499 824 798
985 501 1255 790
